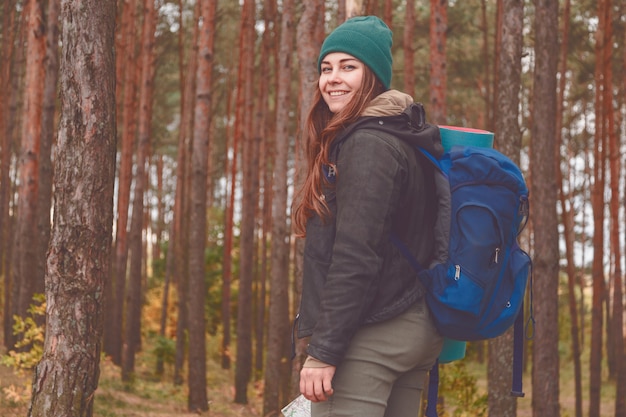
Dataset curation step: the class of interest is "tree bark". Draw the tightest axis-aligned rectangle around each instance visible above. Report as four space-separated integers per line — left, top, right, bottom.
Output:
0 0 18 348
220 3 237 373
121 0 157 382
488 0 523 416
429 0 447 125
106 0 139 365
263 0 294 413
234 0 256 405
14 0 45 330
171 0 198 386
36 0 60 302
604 0 625 414
383 0 393 30
530 0 561 416
554 1 582 416
28 0 116 413
186 0 217 411
588 1 608 415
292 0 325 397
253 0 277 379
403 0 415 98
480 0 492 131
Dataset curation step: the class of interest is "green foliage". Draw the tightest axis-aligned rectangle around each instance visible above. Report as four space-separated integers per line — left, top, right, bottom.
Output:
1 294 46 371
152 336 176 367
438 361 488 417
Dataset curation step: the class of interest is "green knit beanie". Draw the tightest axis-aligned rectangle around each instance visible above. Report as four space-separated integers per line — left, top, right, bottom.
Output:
318 16 393 89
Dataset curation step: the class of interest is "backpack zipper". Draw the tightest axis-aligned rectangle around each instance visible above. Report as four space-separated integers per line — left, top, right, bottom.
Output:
493 248 500 264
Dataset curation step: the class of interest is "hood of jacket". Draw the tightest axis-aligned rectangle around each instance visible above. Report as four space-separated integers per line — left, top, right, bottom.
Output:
334 89 445 159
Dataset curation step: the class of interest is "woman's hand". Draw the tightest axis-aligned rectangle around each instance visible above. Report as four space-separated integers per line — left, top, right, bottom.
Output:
300 357 336 402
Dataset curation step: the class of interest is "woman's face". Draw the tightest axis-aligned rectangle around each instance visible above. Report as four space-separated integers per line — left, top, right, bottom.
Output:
318 52 364 114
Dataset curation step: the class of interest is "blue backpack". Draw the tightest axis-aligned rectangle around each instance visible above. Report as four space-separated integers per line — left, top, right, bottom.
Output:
392 144 533 417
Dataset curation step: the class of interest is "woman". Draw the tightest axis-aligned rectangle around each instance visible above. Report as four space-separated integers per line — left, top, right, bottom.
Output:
292 15 445 417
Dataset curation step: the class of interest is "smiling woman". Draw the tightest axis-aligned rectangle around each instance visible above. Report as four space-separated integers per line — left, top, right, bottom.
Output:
291 15 445 417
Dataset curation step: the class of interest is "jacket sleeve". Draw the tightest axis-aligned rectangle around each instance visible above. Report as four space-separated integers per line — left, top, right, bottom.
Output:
306 130 408 365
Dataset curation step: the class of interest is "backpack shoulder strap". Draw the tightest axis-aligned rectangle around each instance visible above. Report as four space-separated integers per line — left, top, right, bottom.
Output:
394 147 451 270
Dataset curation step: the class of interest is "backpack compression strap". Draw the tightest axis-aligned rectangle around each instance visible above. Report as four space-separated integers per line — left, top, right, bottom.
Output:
425 359 439 417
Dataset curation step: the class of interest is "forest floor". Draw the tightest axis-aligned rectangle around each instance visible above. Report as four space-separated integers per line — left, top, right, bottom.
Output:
0 348 617 416
0 351 264 417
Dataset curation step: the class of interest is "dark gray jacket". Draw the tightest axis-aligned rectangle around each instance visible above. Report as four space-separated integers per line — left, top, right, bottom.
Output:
297 93 444 366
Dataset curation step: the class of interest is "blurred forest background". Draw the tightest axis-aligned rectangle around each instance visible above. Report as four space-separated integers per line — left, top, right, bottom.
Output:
0 0 625 416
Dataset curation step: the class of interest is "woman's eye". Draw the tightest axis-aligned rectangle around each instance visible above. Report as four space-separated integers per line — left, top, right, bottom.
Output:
321 66 332 73
343 65 355 71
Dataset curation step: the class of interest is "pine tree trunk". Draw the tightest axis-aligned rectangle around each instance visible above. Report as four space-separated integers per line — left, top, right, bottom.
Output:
480 0 492 130
253 0 277 379
604 0 625 413
36 0 59 302
429 0 447 125
292 0 324 397
403 0 415 98
107 0 139 366
121 0 157 382
488 1 523 415
588 1 608 415
383 0 393 29
172 0 198 386
530 0 561 416
0 0 18 349
263 0 293 414
234 0 256 405
14 0 45 329
554 1 583 416
186 0 216 411
221 79 235 372
155 154 168 376
28 0 116 414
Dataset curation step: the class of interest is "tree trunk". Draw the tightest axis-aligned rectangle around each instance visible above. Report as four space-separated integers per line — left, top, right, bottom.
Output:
155 154 168 376
554 1 582 416
383 0 393 30
403 0 415 98
234 0 256 405
530 1 560 416
253 0 277 379
186 0 217 411
220 5 237 372
429 0 447 125
292 0 324 397
492 0 502 134
604 0 625 414
121 0 157 382
488 0 523 415
263 0 294 414
14 0 45 332
172 0 198 386
588 1 608 415
36 0 60 302
220 85 234 371
480 0 492 131
153 155 164 264
621 10 626 413
0 0 18 348
107 0 139 365
28 0 116 413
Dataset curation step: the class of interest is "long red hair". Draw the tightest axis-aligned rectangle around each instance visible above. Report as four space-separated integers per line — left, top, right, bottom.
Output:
292 66 386 236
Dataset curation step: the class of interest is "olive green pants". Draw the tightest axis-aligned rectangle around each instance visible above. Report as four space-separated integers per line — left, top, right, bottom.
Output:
311 299 443 417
